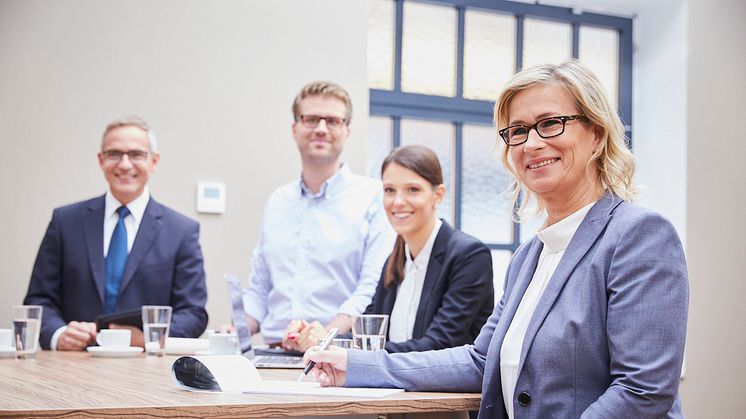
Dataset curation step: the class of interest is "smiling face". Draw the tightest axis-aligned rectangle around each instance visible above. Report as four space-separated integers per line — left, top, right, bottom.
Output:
292 95 350 167
507 83 600 207
98 125 159 205
382 162 445 244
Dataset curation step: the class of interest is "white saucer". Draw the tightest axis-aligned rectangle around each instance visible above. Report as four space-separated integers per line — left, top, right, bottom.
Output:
87 346 143 358
0 347 15 359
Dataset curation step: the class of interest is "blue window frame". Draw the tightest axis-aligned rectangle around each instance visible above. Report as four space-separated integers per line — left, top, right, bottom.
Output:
368 0 633 288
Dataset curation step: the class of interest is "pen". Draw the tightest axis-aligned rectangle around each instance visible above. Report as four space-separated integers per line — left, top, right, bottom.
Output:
297 327 339 382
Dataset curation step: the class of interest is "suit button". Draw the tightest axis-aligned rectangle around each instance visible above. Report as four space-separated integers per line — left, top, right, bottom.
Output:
518 392 531 406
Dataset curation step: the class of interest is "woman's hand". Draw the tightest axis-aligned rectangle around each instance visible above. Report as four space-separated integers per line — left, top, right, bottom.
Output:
304 345 348 387
283 320 327 352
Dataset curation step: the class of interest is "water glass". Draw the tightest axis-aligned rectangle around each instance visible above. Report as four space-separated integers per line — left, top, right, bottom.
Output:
351 314 389 351
11 305 43 359
141 305 172 356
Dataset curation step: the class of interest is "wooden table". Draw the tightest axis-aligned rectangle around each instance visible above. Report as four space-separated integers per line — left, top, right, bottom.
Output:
0 351 481 418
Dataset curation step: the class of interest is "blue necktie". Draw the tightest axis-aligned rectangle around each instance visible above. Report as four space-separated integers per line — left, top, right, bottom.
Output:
104 206 130 314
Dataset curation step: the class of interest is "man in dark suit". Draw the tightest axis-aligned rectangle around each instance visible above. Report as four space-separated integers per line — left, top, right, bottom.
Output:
24 116 208 350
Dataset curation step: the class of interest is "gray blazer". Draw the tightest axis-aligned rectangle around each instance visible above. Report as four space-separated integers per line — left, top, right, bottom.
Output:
346 192 688 419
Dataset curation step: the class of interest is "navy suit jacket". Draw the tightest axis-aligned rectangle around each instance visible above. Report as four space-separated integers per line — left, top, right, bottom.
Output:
24 195 208 349
347 192 688 419
365 221 493 352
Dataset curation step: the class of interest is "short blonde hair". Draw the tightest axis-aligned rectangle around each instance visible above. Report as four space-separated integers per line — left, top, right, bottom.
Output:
101 115 158 153
495 60 636 219
291 81 352 124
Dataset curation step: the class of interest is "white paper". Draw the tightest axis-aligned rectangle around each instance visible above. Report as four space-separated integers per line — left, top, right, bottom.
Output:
173 355 403 398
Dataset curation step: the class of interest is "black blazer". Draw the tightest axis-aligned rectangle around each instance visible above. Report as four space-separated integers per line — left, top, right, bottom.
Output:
365 221 494 353
24 195 209 348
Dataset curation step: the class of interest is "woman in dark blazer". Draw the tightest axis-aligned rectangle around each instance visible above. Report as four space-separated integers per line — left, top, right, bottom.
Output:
285 145 494 353
366 145 494 353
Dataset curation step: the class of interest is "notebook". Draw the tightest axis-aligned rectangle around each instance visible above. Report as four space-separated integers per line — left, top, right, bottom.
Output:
224 273 305 369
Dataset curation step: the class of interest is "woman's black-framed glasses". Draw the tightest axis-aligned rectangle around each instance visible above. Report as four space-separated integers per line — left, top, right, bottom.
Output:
499 115 586 146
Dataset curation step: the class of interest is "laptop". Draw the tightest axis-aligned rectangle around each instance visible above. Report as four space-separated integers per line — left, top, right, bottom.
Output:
224 273 305 369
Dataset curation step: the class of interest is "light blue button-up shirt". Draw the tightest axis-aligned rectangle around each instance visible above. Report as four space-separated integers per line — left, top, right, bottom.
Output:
243 164 395 343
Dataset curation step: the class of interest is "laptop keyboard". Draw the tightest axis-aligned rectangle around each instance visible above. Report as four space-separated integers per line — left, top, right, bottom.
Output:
253 354 305 368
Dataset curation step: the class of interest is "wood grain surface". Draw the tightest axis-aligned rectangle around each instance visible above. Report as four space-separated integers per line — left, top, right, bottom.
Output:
0 351 481 418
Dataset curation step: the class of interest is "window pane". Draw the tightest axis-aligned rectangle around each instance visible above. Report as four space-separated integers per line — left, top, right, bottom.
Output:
491 250 512 305
367 116 393 179
519 212 545 243
523 18 572 69
368 0 395 90
462 124 513 243
400 118 454 223
579 25 619 107
463 10 516 100
401 2 456 96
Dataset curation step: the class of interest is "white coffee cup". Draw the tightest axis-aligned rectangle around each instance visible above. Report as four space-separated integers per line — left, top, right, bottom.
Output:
96 329 131 348
0 328 12 349
208 333 239 355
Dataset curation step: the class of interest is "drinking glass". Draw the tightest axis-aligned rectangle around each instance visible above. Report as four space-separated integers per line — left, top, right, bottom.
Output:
141 305 172 356
351 314 389 351
11 305 43 359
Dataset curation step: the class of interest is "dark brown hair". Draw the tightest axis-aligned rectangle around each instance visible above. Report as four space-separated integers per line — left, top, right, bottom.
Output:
381 145 443 288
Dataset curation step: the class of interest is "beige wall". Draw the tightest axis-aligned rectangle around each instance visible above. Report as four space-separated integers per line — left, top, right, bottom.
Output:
681 0 746 417
0 0 369 329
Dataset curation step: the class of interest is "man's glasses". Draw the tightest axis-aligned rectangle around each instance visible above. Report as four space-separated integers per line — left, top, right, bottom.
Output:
299 115 347 129
101 149 150 163
499 115 586 146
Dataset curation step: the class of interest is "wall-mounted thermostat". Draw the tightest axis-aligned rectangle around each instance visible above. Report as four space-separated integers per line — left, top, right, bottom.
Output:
196 182 226 214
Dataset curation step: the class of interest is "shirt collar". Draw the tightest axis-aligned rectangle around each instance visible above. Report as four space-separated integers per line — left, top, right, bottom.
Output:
405 219 443 271
537 202 595 254
297 163 351 200
105 187 150 223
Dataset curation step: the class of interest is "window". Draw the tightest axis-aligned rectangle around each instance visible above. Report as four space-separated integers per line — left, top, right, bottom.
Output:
367 0 632 300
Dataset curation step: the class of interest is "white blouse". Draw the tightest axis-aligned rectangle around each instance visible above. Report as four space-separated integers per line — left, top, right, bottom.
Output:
500 202 594 419
388 219 443 343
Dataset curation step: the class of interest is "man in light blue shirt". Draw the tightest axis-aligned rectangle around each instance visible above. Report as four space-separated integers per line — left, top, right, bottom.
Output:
242 81 394 346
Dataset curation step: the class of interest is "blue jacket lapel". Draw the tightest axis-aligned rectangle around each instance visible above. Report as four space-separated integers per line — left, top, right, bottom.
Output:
119 198 163 296
481 237 544 408
515 192 623 374
83 195 106 305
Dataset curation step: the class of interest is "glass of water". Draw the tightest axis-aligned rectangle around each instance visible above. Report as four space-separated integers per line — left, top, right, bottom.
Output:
11 305 43 359
351 314 389 351
141 305 172 356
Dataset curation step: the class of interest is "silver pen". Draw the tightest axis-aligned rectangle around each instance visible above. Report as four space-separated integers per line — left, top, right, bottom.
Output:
297 327 339 382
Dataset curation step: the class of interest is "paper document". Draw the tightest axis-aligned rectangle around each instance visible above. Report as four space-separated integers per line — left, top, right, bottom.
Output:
172 355 404 398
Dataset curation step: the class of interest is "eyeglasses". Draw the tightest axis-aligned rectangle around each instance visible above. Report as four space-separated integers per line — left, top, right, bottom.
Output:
101 149 150 163
499 115 586 146
299 115 347 129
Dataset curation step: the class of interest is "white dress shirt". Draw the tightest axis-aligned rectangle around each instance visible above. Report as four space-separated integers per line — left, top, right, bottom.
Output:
243 164 395 343
500 202 594 418
389 219 443 343
50 188 150 350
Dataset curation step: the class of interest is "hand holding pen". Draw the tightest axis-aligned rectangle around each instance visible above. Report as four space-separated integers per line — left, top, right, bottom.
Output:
298 328 339 381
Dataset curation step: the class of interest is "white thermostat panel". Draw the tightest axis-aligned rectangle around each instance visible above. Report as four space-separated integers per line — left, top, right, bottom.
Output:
196 182 226 214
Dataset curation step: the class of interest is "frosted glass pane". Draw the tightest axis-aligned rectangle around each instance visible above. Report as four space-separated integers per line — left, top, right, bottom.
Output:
366 116 393 179
401 2 456 96
400 119 454 223
523 18 572 69
491 250 512 305
461 124 513 243
519 212 545 243
464 10 516 100
579 25 619 107
368 0 395 90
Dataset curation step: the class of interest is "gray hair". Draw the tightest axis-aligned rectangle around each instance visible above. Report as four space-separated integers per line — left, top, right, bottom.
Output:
101 115 159 153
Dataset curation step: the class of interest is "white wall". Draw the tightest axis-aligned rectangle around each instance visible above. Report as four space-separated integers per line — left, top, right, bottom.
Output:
0 0 369 329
